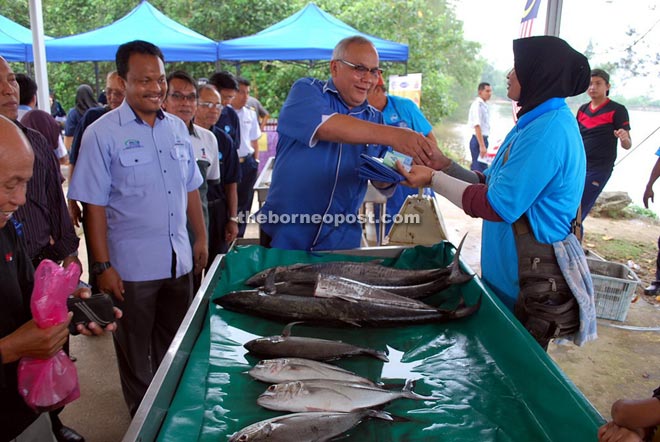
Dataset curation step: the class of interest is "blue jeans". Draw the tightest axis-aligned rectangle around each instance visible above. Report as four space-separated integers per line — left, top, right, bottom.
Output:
580 168 612 220
469 134 488 173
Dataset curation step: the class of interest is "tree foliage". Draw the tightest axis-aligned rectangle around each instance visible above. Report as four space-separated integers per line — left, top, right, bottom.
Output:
1 0 482 123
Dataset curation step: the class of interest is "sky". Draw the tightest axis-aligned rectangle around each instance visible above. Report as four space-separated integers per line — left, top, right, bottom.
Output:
452 0 660 99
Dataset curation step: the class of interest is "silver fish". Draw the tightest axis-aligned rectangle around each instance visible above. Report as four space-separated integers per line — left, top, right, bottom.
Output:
228 409 393 442
248 358 377 386
243 322 389 362
257 378 433 413
249 235 473 299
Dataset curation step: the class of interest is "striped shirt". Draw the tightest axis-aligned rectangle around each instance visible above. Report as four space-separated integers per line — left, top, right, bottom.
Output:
13 122 79 261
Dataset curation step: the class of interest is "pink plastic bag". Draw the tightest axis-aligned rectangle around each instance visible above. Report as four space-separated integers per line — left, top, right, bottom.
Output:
17 260 81 411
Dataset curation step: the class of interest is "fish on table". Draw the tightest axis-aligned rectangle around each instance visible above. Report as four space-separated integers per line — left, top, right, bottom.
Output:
257 378 433 413
248 358 378 386
245 235 471 290
243 322 389 362
228 409 394 442
216 285 482 327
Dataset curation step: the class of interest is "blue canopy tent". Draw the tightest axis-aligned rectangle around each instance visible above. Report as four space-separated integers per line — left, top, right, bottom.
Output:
45 1 217 62
0 14 51 62
217 3 408 64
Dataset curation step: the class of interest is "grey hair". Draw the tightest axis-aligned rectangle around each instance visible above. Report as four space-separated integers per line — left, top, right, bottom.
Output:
331 36 376 60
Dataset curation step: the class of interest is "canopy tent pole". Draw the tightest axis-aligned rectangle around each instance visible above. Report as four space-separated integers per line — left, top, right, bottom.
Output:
94 61 100 95
28 0 49 112
545 0 563 37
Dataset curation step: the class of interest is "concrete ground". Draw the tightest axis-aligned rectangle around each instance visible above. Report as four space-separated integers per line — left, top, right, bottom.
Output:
58 196 660 441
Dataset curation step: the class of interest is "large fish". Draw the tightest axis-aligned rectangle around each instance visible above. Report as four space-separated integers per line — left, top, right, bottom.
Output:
215 287 482 327
228 409 393 442
243 322 389 362
248 358 377 386
245 235 470 289
257 378 433 413
258 237 473 300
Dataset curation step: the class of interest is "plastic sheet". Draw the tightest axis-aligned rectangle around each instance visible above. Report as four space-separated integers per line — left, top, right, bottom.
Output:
160 243 604 441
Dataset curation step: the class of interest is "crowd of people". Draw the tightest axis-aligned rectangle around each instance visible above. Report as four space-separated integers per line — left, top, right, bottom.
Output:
0 33 657 441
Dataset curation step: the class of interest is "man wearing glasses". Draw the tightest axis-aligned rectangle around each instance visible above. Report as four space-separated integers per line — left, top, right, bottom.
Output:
260 36 436 251
162 71 220 289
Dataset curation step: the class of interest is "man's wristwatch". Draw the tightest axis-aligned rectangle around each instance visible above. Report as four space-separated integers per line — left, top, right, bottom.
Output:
229 216 239 223
91 261 112 276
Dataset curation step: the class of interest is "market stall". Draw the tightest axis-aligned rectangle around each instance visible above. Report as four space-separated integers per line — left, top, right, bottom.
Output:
124 242 604 441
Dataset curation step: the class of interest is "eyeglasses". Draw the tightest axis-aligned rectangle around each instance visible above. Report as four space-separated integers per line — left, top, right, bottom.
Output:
105 88 124 98
198 102 222 110
168 92 197 102
337 59 383 78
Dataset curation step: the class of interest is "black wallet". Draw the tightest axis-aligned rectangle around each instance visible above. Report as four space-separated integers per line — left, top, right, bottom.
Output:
67 293 115 335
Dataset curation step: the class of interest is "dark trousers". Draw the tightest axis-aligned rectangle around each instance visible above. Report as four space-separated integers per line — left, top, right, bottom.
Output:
237 155 259 237
580 168 613 221
469 134 488 173
112 272 193 416
207 197 229 271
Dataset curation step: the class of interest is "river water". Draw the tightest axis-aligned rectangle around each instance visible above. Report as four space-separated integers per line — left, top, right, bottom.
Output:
452 101 660 213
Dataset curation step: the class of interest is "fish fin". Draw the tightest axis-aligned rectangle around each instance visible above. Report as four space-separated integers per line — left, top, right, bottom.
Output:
263 268 278 294
339 319 362 327
366 410 395 421
402 379 435 401
369 350 389 362
281 321 305 337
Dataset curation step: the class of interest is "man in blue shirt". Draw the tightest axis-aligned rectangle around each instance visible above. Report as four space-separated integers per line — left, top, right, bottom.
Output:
68 40 207 416
260 36 436 251
367 73 437 234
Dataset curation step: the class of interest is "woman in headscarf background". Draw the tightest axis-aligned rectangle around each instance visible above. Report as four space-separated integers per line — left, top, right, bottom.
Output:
21 109 69 164
398 36 596 348
63 84 98 150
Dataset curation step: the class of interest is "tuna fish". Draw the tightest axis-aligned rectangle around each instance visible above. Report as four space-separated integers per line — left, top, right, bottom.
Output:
228 409 393 442
248 358 377 386
215 287 482 327
243 322 389 362
257 378 433 413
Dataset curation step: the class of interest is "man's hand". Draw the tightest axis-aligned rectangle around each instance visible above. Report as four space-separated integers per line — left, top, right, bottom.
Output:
0 318 71 363
614 129 631 149
396 161 434 188
225 219 239 245
192 239 208 275
597 421 643 442
643 186 654 209
391 129 435 166
98 267 125 302
428 147 451 171
62 255 82 271
479 143 487 157
68 199 82 227
70 288 122 336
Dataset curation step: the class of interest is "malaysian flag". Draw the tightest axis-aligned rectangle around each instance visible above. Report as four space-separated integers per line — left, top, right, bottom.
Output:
519 0 541 37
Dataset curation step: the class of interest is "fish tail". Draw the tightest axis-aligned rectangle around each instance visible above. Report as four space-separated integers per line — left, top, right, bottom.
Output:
447 234 475 285
453 293 483 319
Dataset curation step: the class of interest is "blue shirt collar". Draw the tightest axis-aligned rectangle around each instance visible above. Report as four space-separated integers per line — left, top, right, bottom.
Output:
517 97 566 130
117 100 165 127
322 77 374 115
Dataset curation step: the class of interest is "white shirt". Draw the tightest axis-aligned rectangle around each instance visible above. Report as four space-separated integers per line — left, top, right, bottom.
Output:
235 106 262 158
467 96 490 137
191 124 220 181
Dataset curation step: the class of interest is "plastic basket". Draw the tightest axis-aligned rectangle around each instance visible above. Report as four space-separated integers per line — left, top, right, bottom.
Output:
587 258 641 321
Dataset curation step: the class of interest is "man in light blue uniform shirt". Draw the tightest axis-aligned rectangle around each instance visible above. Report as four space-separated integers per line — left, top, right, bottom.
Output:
260 36 436 251
68 40 207 416
367 73 437 234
